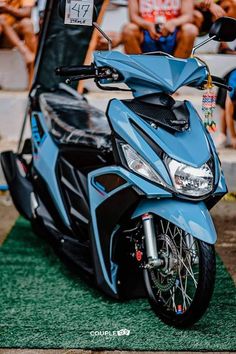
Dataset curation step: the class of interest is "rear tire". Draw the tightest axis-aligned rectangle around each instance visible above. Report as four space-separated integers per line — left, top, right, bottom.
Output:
144 219 216 328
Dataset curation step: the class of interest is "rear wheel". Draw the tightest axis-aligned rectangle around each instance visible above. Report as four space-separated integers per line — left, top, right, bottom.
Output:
144 218 216 328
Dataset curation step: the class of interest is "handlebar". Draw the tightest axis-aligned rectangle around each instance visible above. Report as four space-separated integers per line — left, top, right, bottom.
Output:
55 65 96 77
201 75 232 91
55 65 232 92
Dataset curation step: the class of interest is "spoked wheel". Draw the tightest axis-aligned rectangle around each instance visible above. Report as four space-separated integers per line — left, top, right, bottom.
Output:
144 218 216 328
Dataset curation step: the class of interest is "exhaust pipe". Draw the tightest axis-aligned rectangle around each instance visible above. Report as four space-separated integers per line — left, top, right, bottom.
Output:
1 151 33 220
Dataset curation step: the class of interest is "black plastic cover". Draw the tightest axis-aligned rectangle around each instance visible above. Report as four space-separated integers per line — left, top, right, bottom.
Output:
123 93 190 132
39 91 112 149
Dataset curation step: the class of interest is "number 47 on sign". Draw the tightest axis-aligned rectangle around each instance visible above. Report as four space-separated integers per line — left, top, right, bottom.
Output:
65 0 94 26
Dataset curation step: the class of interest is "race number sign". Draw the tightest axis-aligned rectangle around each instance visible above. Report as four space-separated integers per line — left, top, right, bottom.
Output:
65 0 94 26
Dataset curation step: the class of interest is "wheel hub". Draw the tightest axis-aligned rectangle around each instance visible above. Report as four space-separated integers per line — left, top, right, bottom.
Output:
150 234 179 292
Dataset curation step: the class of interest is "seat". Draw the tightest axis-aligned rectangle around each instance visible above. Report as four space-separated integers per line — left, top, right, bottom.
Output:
39 92 112 150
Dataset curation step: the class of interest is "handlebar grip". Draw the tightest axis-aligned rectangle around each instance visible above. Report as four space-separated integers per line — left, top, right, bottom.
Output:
55 65 96 77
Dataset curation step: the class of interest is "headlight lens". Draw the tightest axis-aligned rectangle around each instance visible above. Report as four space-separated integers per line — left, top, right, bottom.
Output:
121 144 166 187
168 159 214 197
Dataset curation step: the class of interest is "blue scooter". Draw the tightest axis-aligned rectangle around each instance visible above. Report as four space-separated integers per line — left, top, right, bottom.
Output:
1 16 236 328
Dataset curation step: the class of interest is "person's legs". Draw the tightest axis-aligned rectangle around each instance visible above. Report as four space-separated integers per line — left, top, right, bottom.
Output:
0 16 5 40
157 30 178 55
219 107 227 135
122 23 144 54
225 95 236 148
15 18 37 55
0 16 34 64
174 23 199 58
193 9 204 31
215 107 227 149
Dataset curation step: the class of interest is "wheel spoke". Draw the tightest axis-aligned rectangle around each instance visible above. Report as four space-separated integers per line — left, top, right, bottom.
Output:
177 254 198 287
149 219 200 315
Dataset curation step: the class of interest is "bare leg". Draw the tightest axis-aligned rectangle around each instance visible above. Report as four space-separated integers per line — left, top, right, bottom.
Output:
0 17 35 64
0 15 6 40
96 31 122 51
215 107 227 149
219 107 227 136
122 23 144 54
15 18 37 86
193 9 204 31
16 18 37 54
174 23 199 59
225 95 236 148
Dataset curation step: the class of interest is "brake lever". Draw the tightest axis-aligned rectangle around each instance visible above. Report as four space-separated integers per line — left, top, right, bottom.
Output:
65 67 115 85
65 74 96 84
212 81 232 92
95 79 133 92
198 81 232 92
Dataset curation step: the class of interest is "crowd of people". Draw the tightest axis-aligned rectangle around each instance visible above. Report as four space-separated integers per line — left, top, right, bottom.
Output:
0 0 235 148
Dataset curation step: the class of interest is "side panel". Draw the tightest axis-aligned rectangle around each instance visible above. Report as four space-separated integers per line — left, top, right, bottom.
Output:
205 128 228 196
88 166 172 298
132 199 217 244
31 112 70 227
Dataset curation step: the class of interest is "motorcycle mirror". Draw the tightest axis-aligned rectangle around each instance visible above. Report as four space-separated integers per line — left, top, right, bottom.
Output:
209 17 236 42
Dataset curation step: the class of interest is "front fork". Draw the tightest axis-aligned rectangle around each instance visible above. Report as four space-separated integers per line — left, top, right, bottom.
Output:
142 213 163 268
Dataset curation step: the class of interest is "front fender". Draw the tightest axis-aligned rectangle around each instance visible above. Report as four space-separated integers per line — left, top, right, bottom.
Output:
132 199 217 244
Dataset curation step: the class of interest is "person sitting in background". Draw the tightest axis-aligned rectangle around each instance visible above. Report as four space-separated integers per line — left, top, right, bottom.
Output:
0 0 36 69
220 0 236 17
217 70 236 149
218 0 236 54
194 0 225 34
122 0 198 58
225 70 236 148
215 1 236 149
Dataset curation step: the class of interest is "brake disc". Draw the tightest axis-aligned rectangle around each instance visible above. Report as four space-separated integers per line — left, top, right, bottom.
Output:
150 234 179 292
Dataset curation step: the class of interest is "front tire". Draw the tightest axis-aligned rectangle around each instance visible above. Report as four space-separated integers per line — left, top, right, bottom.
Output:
144 219 216 328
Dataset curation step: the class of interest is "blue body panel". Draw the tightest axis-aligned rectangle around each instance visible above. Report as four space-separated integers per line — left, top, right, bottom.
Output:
94 51 208 97
88 165 172 294
132 199 217 244
31 112 70 227
107 99 211 169
89 166 172 200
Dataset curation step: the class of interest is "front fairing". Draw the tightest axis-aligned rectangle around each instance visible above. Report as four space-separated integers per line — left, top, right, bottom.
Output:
107 98 227 200
108 99 211 169
94 51 208 97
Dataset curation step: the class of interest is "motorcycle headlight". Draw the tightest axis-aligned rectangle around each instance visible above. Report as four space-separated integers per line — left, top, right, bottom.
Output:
121 144 167 187
167 158 214 197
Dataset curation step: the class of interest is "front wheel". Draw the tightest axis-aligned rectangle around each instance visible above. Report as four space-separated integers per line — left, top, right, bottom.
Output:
143 218 216 328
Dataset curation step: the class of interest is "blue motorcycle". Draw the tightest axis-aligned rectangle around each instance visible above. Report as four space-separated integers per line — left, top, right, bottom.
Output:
1 16 236 327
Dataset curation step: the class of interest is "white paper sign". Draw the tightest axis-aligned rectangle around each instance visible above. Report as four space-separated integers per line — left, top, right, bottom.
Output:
65 0 94 26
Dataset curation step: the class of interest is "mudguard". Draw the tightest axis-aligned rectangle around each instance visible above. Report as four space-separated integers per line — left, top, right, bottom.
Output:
132 199 217 244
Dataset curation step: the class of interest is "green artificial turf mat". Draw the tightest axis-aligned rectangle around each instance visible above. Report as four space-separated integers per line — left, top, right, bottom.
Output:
0 217 235 350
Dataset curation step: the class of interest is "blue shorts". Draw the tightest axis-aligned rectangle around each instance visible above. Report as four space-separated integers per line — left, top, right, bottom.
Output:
141 29 178 55
228 69 236 102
